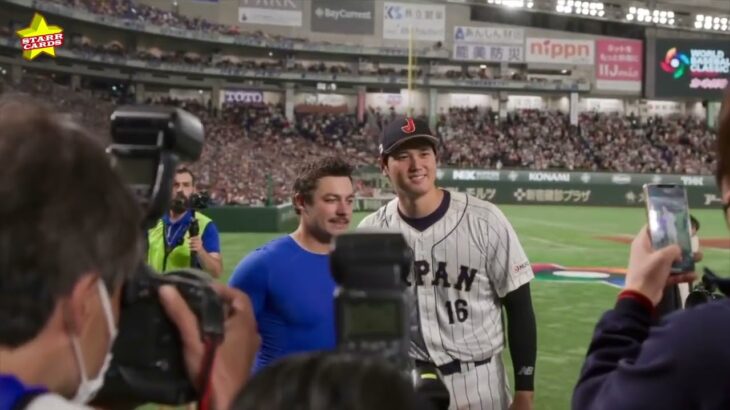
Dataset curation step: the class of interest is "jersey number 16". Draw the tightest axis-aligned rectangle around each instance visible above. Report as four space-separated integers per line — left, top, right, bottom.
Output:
445 299 468 324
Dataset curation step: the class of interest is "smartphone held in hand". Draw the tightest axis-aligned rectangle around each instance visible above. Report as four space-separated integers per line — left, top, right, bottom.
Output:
643 184 695 274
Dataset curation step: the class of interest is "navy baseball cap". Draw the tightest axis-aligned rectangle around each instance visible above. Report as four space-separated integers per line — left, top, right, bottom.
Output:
379 116 438 156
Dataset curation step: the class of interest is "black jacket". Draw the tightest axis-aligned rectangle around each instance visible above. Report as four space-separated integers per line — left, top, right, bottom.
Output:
573 297 730 410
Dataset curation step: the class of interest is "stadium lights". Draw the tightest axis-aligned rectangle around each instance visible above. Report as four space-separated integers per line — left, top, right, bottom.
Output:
695 14 730 32
555 0 605 17
626 7 675 25
486 0 534 9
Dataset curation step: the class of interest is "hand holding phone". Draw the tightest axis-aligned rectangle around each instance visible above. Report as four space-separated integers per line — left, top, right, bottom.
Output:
643 184 695 274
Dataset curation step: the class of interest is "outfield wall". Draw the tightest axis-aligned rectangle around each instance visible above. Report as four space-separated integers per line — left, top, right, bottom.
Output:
206 170 721 232
360 169 722 209
204 203 298 233
437 170 721 209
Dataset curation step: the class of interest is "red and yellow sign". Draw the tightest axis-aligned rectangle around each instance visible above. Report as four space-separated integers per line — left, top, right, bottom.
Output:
16 13 64 61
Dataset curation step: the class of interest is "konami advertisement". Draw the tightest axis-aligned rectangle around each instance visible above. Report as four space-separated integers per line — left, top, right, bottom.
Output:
654 38 730 99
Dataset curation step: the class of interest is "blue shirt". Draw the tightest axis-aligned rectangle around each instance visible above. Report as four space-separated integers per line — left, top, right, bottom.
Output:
162 211 220 252
0 374 47 410
229 235 336 372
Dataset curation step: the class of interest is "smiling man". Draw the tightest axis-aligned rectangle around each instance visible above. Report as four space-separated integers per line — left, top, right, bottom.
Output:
359 117 537 410
229 157 354 372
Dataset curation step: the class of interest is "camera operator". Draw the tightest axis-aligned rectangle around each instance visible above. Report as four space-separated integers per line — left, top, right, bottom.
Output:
0 95 258 409
572 96 730 409
147 167 223 278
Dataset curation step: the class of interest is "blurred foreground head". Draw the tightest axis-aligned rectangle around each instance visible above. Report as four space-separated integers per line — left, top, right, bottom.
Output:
0 94 141 398
232 353 431 410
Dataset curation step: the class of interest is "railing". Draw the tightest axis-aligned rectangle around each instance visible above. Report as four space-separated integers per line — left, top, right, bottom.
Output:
0 37 590 91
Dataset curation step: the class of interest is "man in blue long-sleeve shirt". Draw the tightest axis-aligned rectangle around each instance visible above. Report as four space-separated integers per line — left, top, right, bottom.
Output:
229 157 354 372
573 98 730 410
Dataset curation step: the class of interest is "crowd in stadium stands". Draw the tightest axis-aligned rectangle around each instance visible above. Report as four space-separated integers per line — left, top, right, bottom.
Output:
0 0 592 87
41 0 412 53
47 0 232 33
122 97 379 205
15 32 482 82
1 20 552 84
0 75 716 204
0 75 116 138
1 21 529 83
437 107 716 174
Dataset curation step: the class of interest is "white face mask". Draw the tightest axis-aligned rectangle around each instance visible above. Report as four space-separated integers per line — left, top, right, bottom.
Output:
70 279 118 404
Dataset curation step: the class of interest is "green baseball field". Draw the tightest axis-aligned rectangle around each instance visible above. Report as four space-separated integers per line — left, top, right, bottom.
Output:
158 205 730 410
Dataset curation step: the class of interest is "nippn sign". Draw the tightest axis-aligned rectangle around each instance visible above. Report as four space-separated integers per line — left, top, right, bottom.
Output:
526 38 595 65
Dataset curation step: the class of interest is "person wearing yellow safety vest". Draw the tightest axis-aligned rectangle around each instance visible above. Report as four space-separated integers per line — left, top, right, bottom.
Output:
147 167 222 278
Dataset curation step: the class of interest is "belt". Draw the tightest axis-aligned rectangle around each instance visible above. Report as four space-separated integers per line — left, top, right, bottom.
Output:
416 357 492 377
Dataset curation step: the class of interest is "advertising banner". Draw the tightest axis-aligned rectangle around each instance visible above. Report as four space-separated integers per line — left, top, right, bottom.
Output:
453 26 524 63
238 0 303 27
654 38 730 99
526 38 594 65
595 39 643 92
223 90 264 104
311 0 374 34
356 168 719 208
383 2 445 42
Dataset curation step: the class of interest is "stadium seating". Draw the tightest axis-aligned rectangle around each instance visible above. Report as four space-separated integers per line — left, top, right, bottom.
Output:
0 75 716 205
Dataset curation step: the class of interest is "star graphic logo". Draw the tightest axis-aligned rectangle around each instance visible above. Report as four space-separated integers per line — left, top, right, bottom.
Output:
16 13 64 61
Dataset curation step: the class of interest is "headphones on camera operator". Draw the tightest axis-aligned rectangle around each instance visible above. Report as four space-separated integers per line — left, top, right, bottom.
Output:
90 106 226 407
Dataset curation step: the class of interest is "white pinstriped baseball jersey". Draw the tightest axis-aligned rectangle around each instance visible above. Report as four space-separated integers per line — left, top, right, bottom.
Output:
359 191 533 409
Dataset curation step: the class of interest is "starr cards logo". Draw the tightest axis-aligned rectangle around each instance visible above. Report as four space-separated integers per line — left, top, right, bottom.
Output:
660 47 690 79
16 13 64 61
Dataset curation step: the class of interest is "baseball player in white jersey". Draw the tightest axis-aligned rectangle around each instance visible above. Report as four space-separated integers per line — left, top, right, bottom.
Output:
359 117 537 410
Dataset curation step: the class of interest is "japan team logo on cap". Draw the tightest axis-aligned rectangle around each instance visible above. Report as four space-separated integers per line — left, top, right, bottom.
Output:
401 117 416 134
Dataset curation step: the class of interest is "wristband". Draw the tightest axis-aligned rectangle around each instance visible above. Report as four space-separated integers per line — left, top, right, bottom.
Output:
617 289 655 315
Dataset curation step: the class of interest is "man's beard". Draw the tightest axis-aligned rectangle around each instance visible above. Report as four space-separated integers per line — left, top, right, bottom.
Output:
171 194 189 214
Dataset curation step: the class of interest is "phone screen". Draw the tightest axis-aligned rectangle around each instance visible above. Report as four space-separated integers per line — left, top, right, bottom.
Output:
644 184 694 273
